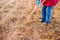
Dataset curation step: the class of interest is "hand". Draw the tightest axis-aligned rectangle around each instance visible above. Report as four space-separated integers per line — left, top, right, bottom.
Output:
38 3 42 7
33 5 38 11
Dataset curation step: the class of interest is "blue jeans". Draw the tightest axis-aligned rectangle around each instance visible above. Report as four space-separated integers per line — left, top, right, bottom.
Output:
42 5 53 24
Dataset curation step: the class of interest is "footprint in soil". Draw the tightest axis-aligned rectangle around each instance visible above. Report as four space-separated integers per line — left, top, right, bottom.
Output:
0 16 2 21
0 6 2 9
10 17 17 23
56 38 60 40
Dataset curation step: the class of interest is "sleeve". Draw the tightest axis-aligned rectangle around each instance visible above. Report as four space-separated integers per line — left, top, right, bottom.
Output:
36 0 40 5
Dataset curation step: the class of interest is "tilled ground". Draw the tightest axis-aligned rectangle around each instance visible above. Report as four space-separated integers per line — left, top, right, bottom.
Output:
0 0 60 40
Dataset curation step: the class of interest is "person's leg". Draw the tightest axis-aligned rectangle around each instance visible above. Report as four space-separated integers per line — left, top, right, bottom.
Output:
45 6 53 24
42 5 47 22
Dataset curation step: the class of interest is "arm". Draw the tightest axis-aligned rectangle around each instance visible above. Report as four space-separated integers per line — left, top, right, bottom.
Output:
31 0 46 12
33 0 40 11
38 0 46 7
41 0 46 4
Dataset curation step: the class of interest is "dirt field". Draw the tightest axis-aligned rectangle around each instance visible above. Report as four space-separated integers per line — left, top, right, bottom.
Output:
0 0 60 40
